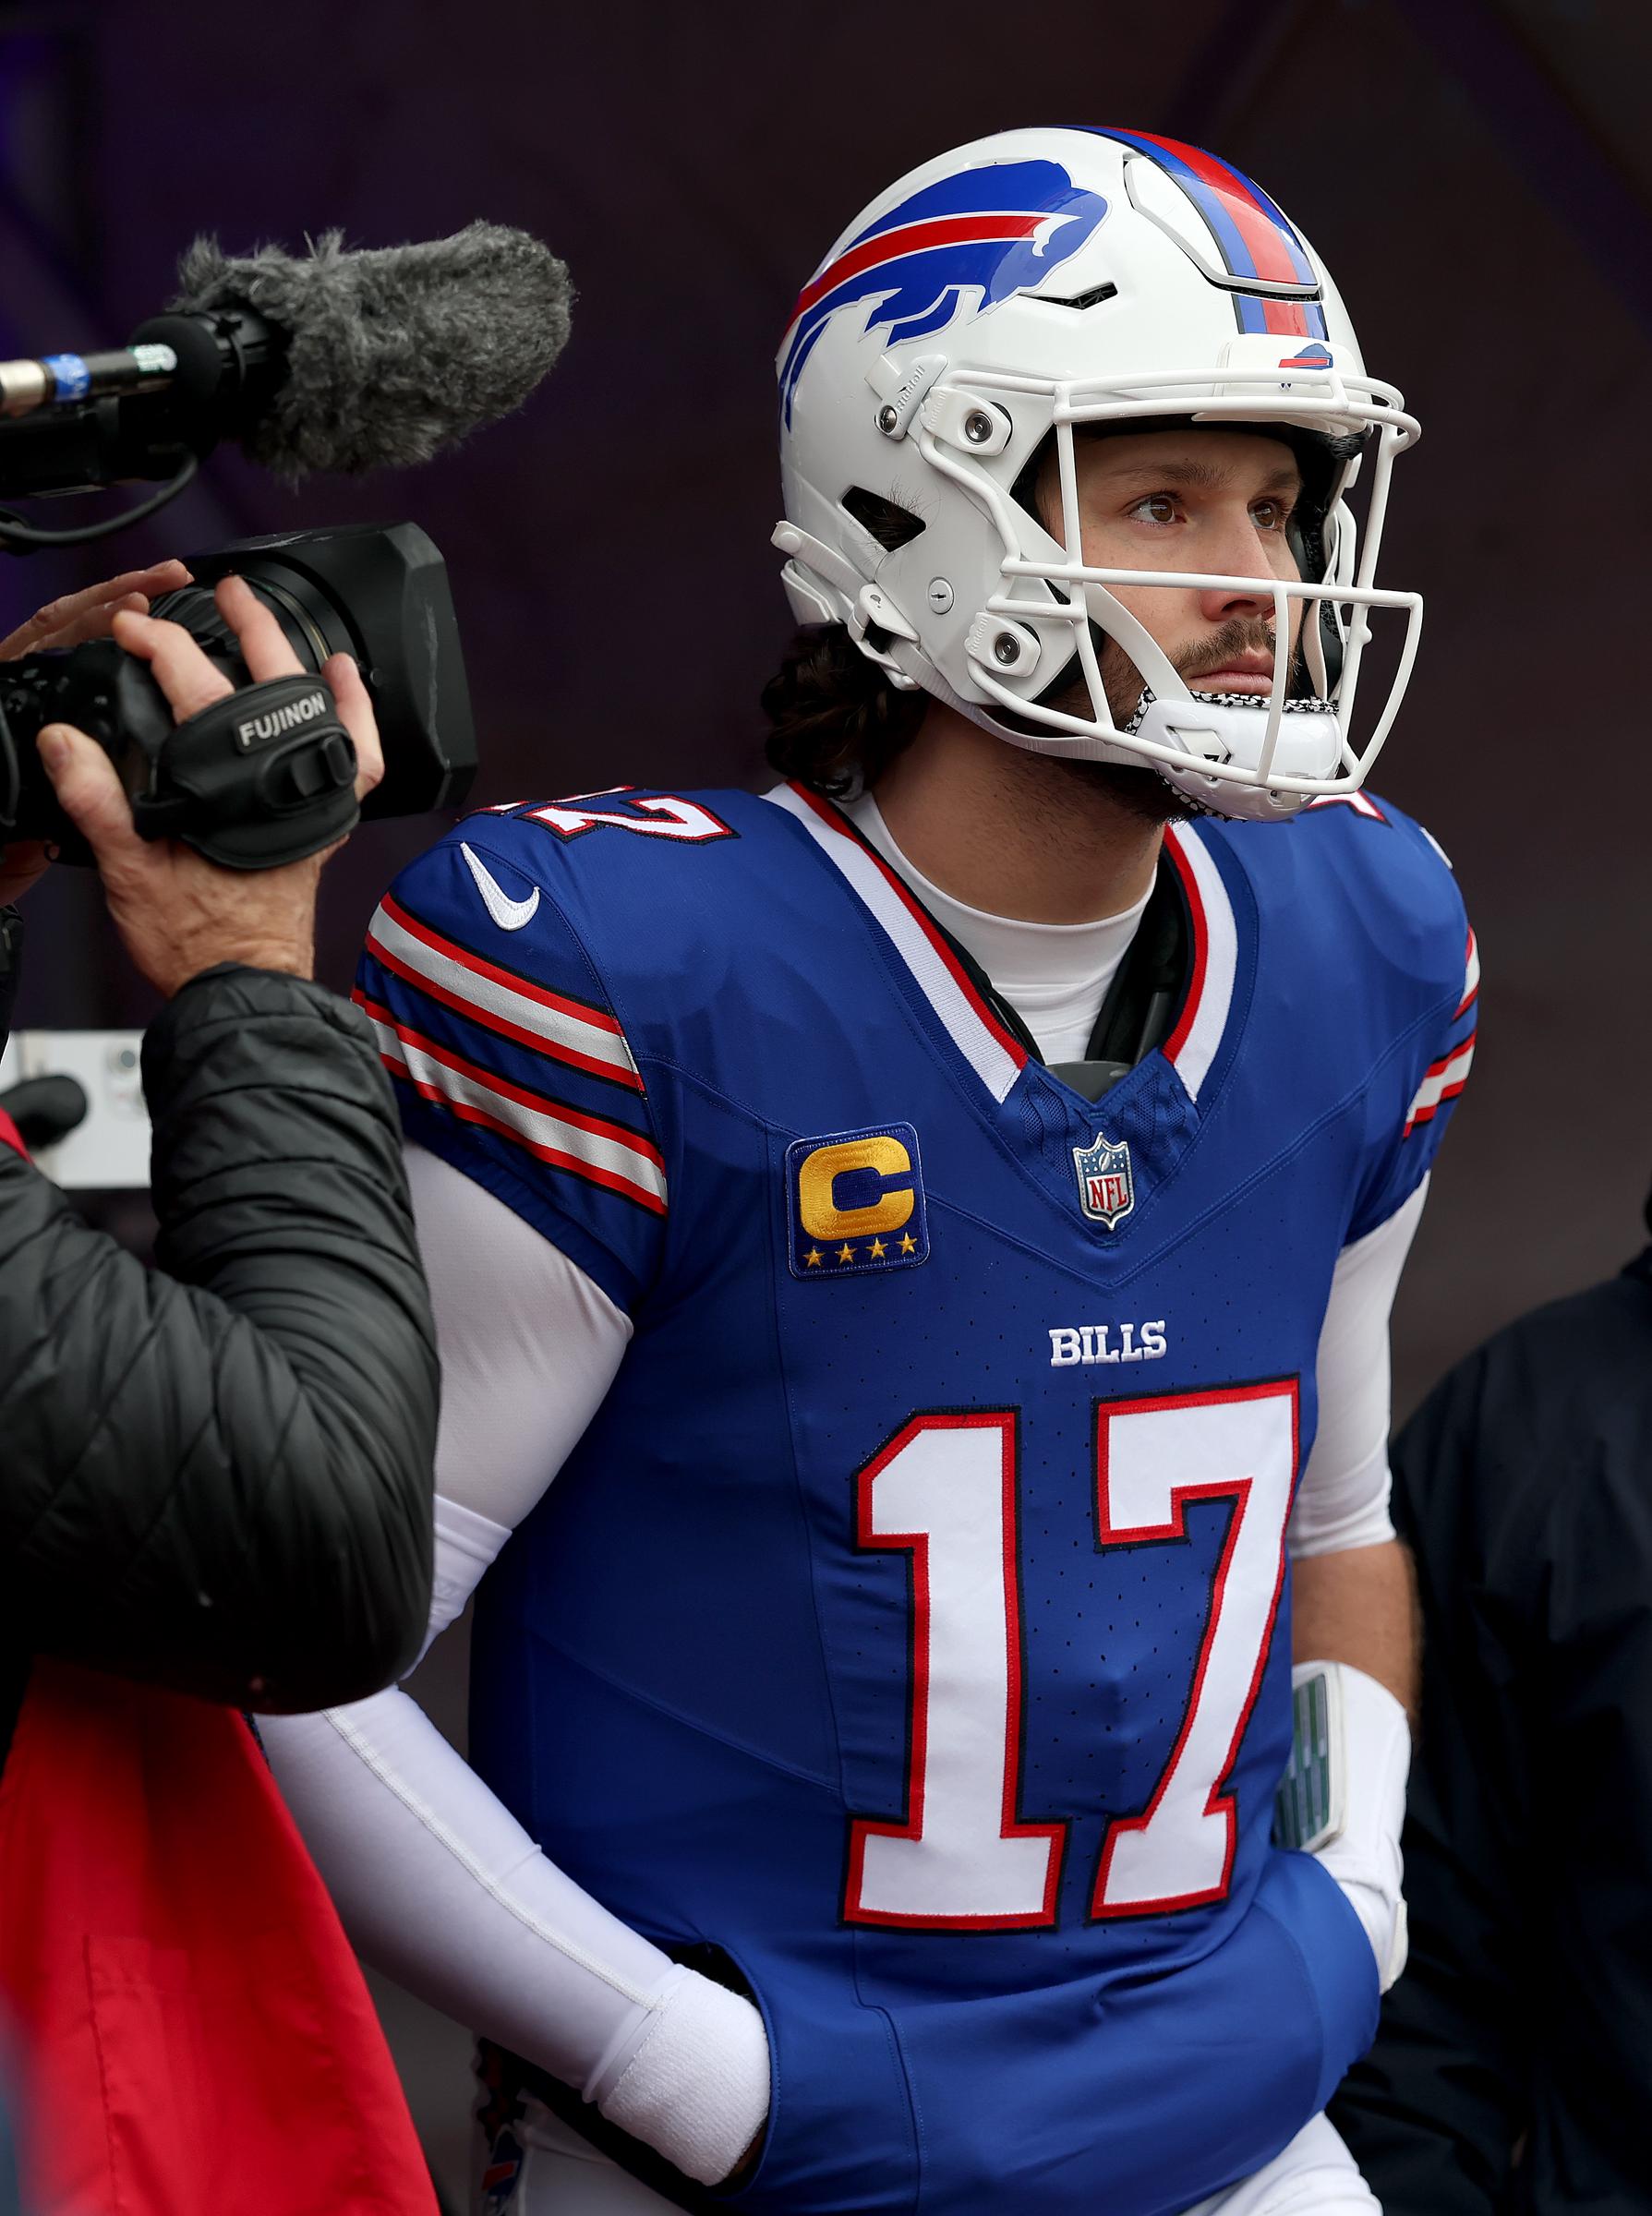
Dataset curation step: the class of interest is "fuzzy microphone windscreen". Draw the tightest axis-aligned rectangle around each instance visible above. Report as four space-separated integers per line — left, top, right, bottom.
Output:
172 222 573 479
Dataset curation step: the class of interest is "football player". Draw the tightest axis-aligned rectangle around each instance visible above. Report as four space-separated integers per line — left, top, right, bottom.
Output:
261 127 1476 2216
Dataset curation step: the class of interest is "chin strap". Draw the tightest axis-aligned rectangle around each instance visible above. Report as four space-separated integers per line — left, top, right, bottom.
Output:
1122 685 1339 734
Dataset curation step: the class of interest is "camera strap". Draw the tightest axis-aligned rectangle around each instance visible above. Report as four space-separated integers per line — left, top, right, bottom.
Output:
0 906 21 1058
134 672 358 870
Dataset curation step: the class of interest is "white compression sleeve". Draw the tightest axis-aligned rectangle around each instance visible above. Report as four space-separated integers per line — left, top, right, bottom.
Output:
258 1149 771 2186
403 1142 637 1532
1288 1176 1429 1560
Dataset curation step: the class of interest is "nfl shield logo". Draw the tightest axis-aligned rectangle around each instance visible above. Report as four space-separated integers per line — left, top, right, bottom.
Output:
1073 1130 1135 1229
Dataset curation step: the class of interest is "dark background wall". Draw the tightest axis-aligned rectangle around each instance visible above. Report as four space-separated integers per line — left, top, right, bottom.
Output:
3 1 1648 2199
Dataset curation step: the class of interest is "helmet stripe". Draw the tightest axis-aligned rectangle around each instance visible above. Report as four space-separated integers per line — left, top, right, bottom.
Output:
1236 292 1329 341
1090 127 1316 289
1260 298 1308 337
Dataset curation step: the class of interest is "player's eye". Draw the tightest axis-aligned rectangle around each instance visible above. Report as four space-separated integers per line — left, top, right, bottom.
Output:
1249 497 1294 533
1128 492 1180 525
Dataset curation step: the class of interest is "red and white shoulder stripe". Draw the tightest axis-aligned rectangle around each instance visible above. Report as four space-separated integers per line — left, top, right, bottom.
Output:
1456 926 1480 1018
365 893 644 1092
1307 790 1388 823
1404 1033 1475 1138
1405 927 1478 1137
356 994 667 1215
766 782 1029 1103
1161 822 1239 1105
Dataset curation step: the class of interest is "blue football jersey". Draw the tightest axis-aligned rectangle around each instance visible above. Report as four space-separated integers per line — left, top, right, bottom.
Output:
358 780 1476 2216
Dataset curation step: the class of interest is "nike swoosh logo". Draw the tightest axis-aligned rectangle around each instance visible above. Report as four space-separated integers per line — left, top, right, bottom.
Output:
460 841 541 932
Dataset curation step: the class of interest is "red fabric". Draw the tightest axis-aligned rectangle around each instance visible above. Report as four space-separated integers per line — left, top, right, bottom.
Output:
0 1110 24 1159
0 1660 438 2216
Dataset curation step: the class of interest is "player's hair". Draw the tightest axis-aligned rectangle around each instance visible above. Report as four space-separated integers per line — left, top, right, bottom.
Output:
762 487 928 796
761 625 926 797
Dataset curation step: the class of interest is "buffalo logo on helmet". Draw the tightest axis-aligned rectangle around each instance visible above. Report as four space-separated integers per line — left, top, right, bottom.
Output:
778 161 1110 421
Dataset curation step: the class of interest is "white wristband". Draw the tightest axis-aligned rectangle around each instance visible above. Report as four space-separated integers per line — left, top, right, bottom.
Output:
597 1964 772 2186
1291 1659 1412 1992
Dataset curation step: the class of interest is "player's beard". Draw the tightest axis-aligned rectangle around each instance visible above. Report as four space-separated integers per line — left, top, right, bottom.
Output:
1031 615 1299 827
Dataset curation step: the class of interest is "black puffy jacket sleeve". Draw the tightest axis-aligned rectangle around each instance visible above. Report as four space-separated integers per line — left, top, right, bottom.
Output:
0 963 438 1713
1332 1257 1652 2213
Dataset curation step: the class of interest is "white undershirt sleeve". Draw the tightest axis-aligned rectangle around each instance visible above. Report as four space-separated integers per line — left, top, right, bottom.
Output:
256 1147 771 2186
404 1141 637 1535
1288 1174 1429 1559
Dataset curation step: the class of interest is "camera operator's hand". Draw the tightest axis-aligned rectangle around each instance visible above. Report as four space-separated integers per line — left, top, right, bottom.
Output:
0 560 193 908
35 574 383 998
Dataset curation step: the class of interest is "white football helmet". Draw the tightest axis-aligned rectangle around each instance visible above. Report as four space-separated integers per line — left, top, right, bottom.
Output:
773 126 1422 819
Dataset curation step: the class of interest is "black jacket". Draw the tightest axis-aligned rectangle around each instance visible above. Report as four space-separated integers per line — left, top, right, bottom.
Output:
1331 1250 1652 2212
0 923 438 1751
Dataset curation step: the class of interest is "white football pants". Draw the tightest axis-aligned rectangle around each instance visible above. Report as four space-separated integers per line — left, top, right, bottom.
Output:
475 2102 1380 2214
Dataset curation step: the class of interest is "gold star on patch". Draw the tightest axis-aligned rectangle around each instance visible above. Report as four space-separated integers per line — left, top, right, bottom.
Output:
898 1232 918 1254
837 1243 856 1263
804 1247 823 1268
868 1237 886 1259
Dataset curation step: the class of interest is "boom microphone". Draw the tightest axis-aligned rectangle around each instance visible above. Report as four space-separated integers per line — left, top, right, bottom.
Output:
0 222 573 517
166 223 573 477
